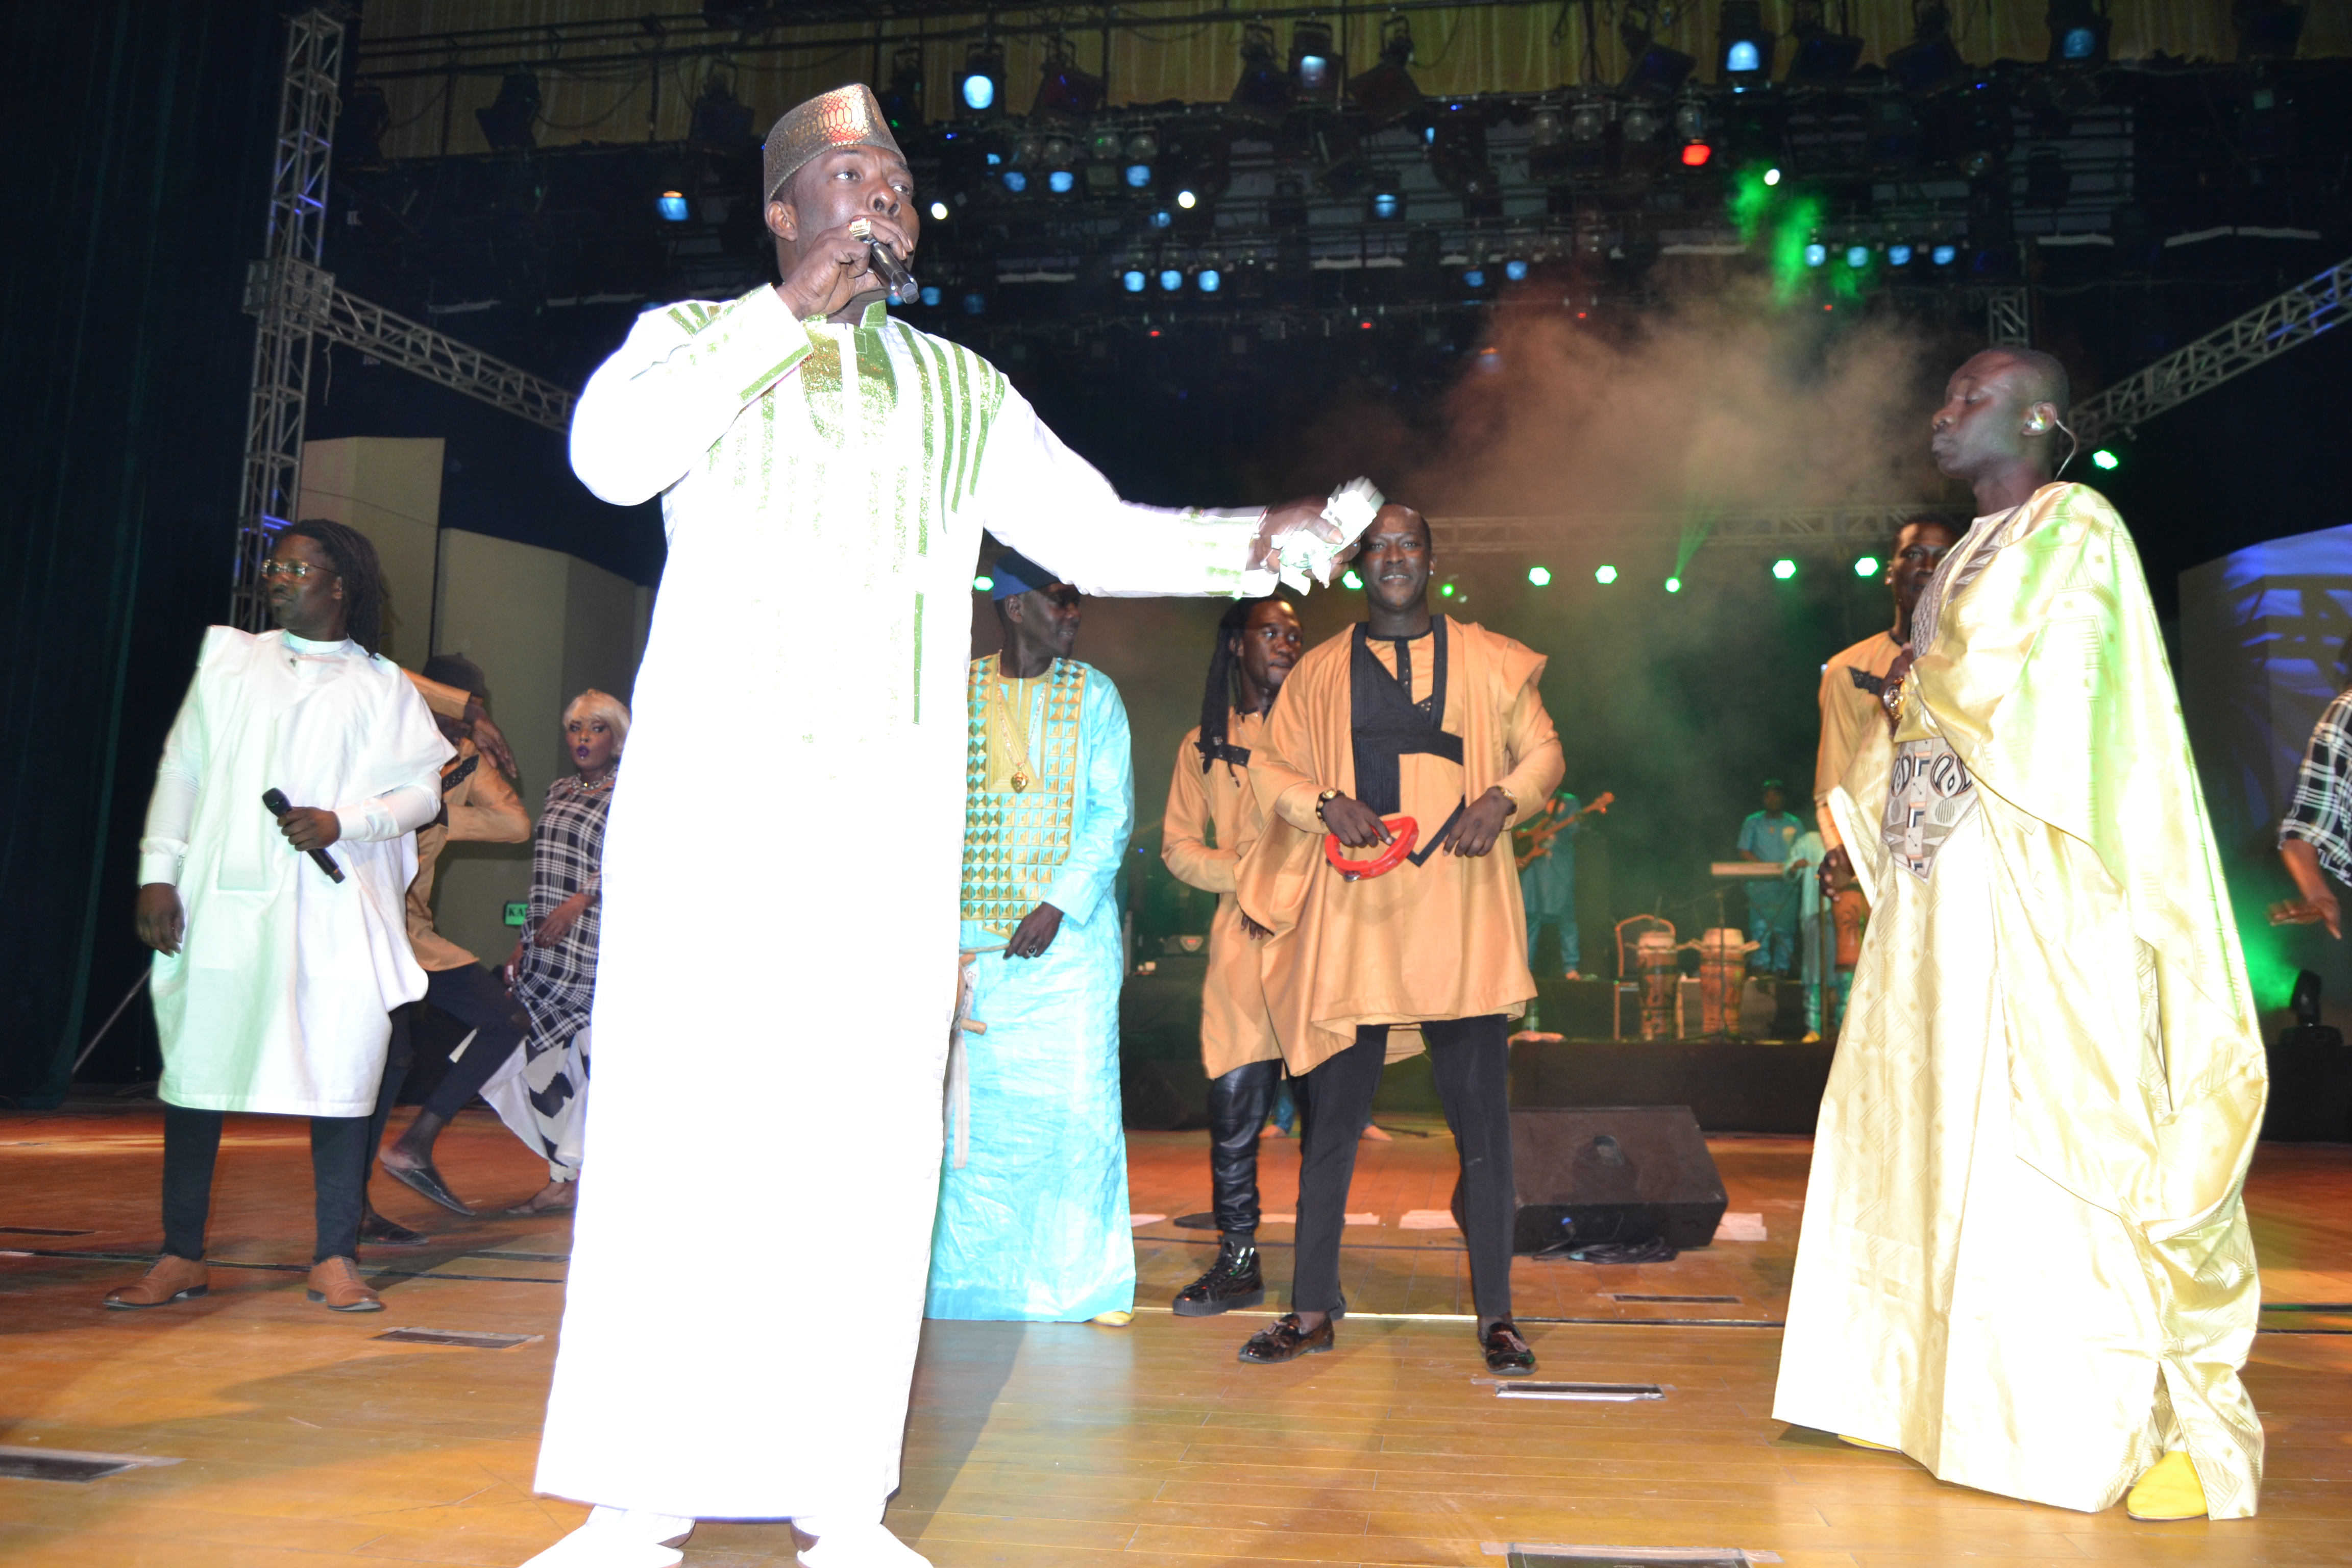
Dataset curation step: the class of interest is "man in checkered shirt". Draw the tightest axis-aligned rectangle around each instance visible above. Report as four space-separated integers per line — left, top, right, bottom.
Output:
2277 654 2352 939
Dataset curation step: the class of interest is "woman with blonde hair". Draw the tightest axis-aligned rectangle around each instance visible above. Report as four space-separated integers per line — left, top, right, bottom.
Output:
494 688 629 1215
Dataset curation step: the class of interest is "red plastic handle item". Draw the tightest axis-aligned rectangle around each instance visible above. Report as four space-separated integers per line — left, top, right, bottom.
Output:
1324 815 1418 881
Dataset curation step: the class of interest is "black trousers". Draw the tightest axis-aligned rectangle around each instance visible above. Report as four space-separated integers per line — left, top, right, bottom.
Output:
368 965 531 1173
1290 1014 1516 1320
161 1106 371 1264
1205 1059 1282 1238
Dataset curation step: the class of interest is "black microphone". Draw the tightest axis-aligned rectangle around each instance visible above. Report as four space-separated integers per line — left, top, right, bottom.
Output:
261 788 346 883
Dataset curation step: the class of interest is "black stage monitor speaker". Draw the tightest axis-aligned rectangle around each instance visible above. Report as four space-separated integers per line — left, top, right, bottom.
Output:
1455 1106 1728 1252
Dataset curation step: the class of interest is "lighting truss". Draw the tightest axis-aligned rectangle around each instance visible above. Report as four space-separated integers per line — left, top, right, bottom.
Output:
1982 286 2030 347
314 289 577 433
1439 504 1938 556
233 7 346 631
2072 254 2350 445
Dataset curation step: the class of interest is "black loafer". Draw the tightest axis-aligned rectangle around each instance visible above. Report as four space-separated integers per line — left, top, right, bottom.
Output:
381 1158 475 1216
1481 1318 1536 1377
1173 1241 1266 1317
1238 1312 1335 1364
358 1209 431 1247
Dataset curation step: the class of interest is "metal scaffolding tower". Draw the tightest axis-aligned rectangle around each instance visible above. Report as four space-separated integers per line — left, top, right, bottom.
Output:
231 8 345 631
230 7 581 629
2073 255 2351 447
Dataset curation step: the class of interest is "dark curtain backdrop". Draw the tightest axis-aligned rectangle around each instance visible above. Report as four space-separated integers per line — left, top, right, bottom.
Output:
0 2 282 1105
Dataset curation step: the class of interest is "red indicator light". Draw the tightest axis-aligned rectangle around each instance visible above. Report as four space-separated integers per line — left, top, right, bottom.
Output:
1680 142 1712 167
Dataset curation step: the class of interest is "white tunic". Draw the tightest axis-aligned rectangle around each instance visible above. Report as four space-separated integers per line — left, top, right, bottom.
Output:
536 289 1277 1518
139 628 449 1117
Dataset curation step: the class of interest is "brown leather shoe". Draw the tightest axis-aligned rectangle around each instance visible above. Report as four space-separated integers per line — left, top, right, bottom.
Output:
104 1255 209 1309
305 1257 384 1312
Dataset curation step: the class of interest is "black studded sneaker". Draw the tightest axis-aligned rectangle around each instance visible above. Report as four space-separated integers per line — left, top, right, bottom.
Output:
1172 1238 1266 1317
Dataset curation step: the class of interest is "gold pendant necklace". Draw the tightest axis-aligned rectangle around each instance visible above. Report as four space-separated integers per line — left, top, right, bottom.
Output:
992 668 1039 792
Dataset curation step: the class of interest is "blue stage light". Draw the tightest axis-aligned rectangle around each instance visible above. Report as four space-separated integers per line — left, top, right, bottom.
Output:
1048 170 1075 193
2061 25 2098 59
1932 243 1958 265
656 191 689 223
1121 269 1147 293
1197 268 1221 293
1804 242 1827 267
1505 259 1529 281
1888 243 1914 265
1159 268 1183 292
1371 191 1402 219
1727 40 1761 71
919 285 943 306
962 292 986 314
1463 268 1487 288
1150 210 1172 229
1845 244 1870 267
1001 170 1027 192
960 74 996 112
1124 163 1152 188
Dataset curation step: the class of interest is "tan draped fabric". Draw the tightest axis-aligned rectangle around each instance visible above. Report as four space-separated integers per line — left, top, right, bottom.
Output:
405 737 533 972
1235 617 1564 1074
1812 629 1903 851
1162 712 1283 1080
1776 482 2267 1516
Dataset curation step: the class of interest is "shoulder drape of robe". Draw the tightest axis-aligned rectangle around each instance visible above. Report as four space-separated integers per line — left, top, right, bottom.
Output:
1235 616 1562 1072
1832 482 2267 1234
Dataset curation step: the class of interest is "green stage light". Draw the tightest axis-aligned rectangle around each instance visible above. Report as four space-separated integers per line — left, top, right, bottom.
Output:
1438 581 1457 598
1665 576 1682 594
1772 557 1798 580
972 575 993 592
2092 448 2120 471
1594 564 1619 585
1528 565 1553 587
1342 568 1363 590
1853 555 1881 577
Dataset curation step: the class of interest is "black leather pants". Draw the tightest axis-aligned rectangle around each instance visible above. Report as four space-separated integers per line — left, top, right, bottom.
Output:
1206 1058 1281 1238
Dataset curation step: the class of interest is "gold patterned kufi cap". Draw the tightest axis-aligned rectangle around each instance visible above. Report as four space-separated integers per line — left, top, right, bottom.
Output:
762 84 905 204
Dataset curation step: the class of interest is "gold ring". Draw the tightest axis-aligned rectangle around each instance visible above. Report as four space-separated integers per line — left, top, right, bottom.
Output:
847 217 874 241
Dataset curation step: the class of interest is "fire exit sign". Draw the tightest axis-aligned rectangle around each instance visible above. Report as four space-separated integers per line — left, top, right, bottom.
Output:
504 901 529 926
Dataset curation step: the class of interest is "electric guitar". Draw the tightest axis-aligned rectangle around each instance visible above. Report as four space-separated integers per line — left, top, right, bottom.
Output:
1514 791 1613 870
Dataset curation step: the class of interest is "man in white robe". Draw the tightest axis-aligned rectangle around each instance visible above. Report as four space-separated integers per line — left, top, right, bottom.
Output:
111 521 448 1314
523 85 1358 1568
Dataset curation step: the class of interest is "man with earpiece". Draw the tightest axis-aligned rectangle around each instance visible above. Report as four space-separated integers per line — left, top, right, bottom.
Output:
1775 349 2268 1523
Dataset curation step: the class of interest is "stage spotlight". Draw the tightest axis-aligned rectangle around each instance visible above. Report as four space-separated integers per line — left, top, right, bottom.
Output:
1665 576 1683 593
957 43 1006 116
920 285 943 306
1853 555 1881 577
1342 568 1364 590
1350 16 1424 127
1594 564 1620 585
1034 36 1107 119
1001 170 1028 192
961 291 987 314
688 75 756 151
1048 170 1076 193
1570 99 1609 143
1888 242 1913 264
1127 129 1160 163
1932 242 1958 264
2292 967 2323 1026
2235 1 2306 61
1622 103 1662 143
1177 189 1198 209
656 189 690 222
1718 1 1776 88
1197 267 1222 293
1159 268 1183 292
1291 22 1341 105
1149 209 1173 229
1621 2 1698 99
1463 268 1488 288
1529 566 1554 587
1845 244 1870 267
1438 581 1458 599
1121 268 1146 293
1772 557 1798 580
1682 141 1713 167
1368 175 1405 220
340 79 391 164
2092 448 2120 470
1763 166 1782 184
1505 259 1530 281
1231 22 1291 122
1804 241 1827 266
2046 0 2110 64
1888 3 1968 94
476 72 542 152
929 200 950 220
1124 163 1154 189
878 46 925 139
1430 117 1501 215
1786 12 1866 87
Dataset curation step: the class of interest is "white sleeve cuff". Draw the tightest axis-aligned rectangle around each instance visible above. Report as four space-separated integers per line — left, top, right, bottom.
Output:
136 842 185 888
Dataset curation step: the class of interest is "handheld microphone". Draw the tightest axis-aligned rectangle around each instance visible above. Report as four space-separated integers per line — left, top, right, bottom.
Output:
847 217 921 305
261 788 346 883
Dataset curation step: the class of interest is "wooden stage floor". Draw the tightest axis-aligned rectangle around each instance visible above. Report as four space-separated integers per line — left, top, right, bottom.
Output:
3 1103 2348 1567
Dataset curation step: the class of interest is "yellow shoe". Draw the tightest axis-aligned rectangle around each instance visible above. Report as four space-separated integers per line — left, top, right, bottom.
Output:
2125 1451 2208 1521
1091 1309 1135 1327
1837 1434 1897 1451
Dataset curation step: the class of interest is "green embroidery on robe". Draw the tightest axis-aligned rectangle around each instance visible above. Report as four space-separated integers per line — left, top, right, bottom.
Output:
960 657 1086 936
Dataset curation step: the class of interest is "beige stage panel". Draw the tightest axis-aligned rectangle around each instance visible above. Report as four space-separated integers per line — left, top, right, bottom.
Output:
295 437 446 670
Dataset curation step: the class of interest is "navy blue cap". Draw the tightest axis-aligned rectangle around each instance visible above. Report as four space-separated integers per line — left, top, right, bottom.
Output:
989 549 1061 600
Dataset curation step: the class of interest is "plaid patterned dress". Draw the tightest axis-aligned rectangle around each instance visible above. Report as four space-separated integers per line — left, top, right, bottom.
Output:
509 770 614 1163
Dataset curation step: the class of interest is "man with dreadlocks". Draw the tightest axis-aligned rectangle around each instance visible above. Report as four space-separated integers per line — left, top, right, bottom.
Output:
112 520 450 1316
1161 595 1304 1315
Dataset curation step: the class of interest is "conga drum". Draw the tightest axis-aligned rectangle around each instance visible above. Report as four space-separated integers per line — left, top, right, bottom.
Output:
1698 927 1752 1035
1634 930 1679 1041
